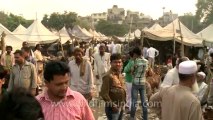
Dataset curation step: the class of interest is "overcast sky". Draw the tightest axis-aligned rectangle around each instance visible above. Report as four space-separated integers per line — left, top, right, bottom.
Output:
0 0 197 20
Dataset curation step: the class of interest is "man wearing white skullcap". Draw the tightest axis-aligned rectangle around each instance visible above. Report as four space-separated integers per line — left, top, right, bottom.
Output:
197 72 208 106
93 43 111 96
151 60 204 120
161 57 189 88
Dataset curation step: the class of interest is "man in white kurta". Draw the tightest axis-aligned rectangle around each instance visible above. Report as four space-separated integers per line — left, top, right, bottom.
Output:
161 57 189 88
93 44 111 93
150 61 204 120
68 48 94 101
147 47 159 68
197 72 208 105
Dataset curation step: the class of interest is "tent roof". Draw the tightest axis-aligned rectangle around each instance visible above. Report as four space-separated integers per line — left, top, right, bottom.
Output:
148 23 162 30
13 24 27 40
144 19 203 47
0 24 23 50
58 26 71 44
69 25 92 41
197 24 213 47
24 20 58 44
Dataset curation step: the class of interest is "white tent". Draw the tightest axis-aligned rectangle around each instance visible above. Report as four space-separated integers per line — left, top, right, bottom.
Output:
69 25 92 41
57 26 71 44
0 24 23 50
124 32 134 41
134 29 141 38
24 20 58 45
144 19 203 46
197 24 213 47
148 23 162 31
143 27 148 31
13 24 27 40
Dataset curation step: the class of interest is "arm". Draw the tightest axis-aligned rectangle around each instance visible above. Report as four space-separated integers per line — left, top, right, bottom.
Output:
155 49 159 57
30 64 37 96
124 60 133 73
87 62 94 93
82 97 95 120
188 101 204 120
100 75 111 102
160 71 173 88
0 54 4 66
7 68 14 91
93 56 99 76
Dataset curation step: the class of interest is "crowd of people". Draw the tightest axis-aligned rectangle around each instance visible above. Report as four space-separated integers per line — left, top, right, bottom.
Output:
0 40 212 120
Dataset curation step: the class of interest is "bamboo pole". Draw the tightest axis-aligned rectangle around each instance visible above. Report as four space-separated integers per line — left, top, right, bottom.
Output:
178 19 184 56
1 32 6 55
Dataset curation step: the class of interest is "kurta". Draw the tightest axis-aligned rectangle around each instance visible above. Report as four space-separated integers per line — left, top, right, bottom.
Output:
150 85 204 120
93 52 111 82
68 59 94 94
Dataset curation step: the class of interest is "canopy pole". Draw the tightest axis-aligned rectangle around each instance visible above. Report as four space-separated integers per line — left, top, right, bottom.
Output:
58 33 65 57
171 10 176 55
1 32 6 55
178 19 184 57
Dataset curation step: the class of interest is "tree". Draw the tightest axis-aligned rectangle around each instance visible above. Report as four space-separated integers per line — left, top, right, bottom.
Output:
0 11 8 26
95 20 129 36
196 0 213 26
41 11 78 31
179 13 202 33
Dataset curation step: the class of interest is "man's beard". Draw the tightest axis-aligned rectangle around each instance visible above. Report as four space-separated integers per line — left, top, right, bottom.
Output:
191 80 199 94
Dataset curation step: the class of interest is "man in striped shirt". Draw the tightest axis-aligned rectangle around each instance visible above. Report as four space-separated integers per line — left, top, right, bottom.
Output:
36 61 94 120
130 47 148 120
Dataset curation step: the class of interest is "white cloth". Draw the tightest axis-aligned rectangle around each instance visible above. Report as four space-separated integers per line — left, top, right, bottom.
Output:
34 50 43 61
178 61 197 74
198 49 204 60
161 67 179 88
125 82 132 111
68 59 94 94
147 47 159 58
197 82 208 103
115 44 122 54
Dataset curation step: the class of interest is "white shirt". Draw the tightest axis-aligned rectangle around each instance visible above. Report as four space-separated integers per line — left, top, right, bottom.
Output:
93 52 111 77
147 47 159 58
161 67 179 88
197 82 208 103
68 59 94 94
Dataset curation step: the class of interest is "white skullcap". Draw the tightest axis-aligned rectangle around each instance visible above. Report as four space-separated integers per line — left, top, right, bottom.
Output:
197 72 206 78
178 61 197 74
99 43 105 47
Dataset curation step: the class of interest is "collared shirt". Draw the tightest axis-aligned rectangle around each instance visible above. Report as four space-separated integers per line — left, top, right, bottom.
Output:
8 61 37 91
150 85 204 120
147 47 159 58
0 52 15 70
124 59 134 83
161 67 179 88
100 69 126 105
36 88 95 120
68 59 94 94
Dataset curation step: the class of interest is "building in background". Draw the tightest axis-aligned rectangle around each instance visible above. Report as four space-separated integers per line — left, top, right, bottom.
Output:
91 12 108 25
107 5 125 24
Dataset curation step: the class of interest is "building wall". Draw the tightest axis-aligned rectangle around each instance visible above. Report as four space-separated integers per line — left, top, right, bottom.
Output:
107 5 125 24
91 12 108 24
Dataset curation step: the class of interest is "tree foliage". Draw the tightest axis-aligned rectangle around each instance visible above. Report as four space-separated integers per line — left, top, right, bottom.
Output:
41 11 78 31
0 12 33 31
95 20 129 36
196 0 213 26
179 13 202 33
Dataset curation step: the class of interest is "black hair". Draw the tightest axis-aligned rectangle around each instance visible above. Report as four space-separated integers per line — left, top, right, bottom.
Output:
21 47 31 53
110 53 122 62
6 46 12 50
132 47 141 56
129 50 134 58
0 88 44 120
0 65 7 79
35 44 40 50
14 50 24 56
73 48 84 54
178 73 194 81
44 61 70 82
177 57 188 65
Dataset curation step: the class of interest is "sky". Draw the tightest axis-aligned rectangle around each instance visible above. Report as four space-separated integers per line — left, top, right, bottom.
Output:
0 0 197 20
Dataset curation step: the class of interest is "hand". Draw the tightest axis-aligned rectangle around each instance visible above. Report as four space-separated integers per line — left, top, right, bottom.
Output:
112 104 119 112
96 75 99 79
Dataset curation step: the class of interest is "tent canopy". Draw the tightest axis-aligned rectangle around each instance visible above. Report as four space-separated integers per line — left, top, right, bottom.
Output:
0 24 23 50
69 25 92 42
57 26 71 44
13 24 27 40
148 23 162 30
24 20 59 45
197 24 213 47
144 19 203 47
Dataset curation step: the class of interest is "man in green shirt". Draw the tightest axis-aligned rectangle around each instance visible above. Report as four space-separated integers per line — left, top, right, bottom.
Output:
124 51 134 112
